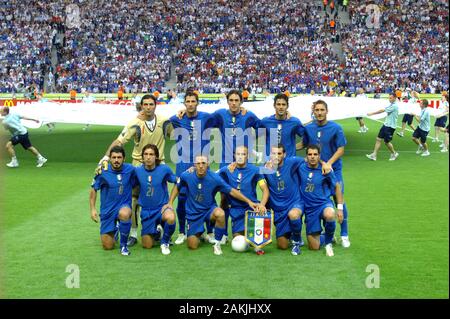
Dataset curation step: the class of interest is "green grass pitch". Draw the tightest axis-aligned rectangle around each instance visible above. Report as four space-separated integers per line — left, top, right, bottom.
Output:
1 118 448 298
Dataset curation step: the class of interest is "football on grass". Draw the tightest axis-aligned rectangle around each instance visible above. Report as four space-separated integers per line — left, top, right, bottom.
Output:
231 235 249 252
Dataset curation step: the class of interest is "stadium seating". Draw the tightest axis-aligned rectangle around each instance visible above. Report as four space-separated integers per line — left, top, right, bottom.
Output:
0 0 448 94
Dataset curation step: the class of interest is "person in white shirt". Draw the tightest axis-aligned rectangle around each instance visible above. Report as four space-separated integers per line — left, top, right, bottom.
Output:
412 99 431 157
397 90 419 137
433 93 449 145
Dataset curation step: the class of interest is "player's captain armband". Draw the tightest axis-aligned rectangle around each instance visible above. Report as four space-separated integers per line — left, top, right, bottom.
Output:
257 179 267 187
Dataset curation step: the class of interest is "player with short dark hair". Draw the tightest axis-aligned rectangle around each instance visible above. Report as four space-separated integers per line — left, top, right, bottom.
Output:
260 94 305 158
134 144 177 255
297 145 344 257
210 90 263 243
169 91 217 245
301 100 350 247
97 94 173 247
90 146 135 256
262 144 305 255
1 106 47 168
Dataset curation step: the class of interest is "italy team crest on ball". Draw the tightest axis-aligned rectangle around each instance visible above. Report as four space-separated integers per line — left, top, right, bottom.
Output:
245 210 274 250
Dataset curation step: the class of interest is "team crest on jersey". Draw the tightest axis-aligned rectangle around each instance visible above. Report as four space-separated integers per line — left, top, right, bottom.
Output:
148 176 152 183
177 177 180 183
277 123 282 130
276 170 280 177
308 172 313 179
117 174 122 181
317 131 321 138
198 183 202 190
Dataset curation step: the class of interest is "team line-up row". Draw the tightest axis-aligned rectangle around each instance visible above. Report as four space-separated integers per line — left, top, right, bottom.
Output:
88 90 448 256
2 90 448 256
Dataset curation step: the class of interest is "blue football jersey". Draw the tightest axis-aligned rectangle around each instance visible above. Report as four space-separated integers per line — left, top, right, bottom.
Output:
297 162 338 208
260 115 304 158
218 163 263 208
177 169 233 218
211 108 261 166
91 163 136 217
135 164 177 209
263 156 304 211
169 111 215 176
303 121 346 171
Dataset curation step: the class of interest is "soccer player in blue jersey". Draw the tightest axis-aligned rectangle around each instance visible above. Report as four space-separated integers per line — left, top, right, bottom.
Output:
211 90 262 166
169 91 216 245
298 145 344 257
97 94 173 247
90 146 135 256
218 146 269 238
135 144 177 255
366 92 400 161
163 154 262 255
301 99 350 247
263 144 305 255
1 106 47 168
412 99 431 157
210 90 263 243
260 93 305 158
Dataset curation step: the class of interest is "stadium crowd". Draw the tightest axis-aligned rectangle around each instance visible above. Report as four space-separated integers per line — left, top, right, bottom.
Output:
55 0 175 94
340 0 449 94
172 0 341 94
0 0 64 93
0 0 448 95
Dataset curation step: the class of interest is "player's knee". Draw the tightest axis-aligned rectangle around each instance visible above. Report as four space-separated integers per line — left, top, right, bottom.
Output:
308 241 320 250
102 242 114 250
213 208 225 220
187 236 199 249
142 236 154 249
323 209 335 221
288 209 301 220
118 209 132 221
277 237 289 250
164 211 176 224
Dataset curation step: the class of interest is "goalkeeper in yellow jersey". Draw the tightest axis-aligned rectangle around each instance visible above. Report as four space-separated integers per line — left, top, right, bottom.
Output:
97 94 173 246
